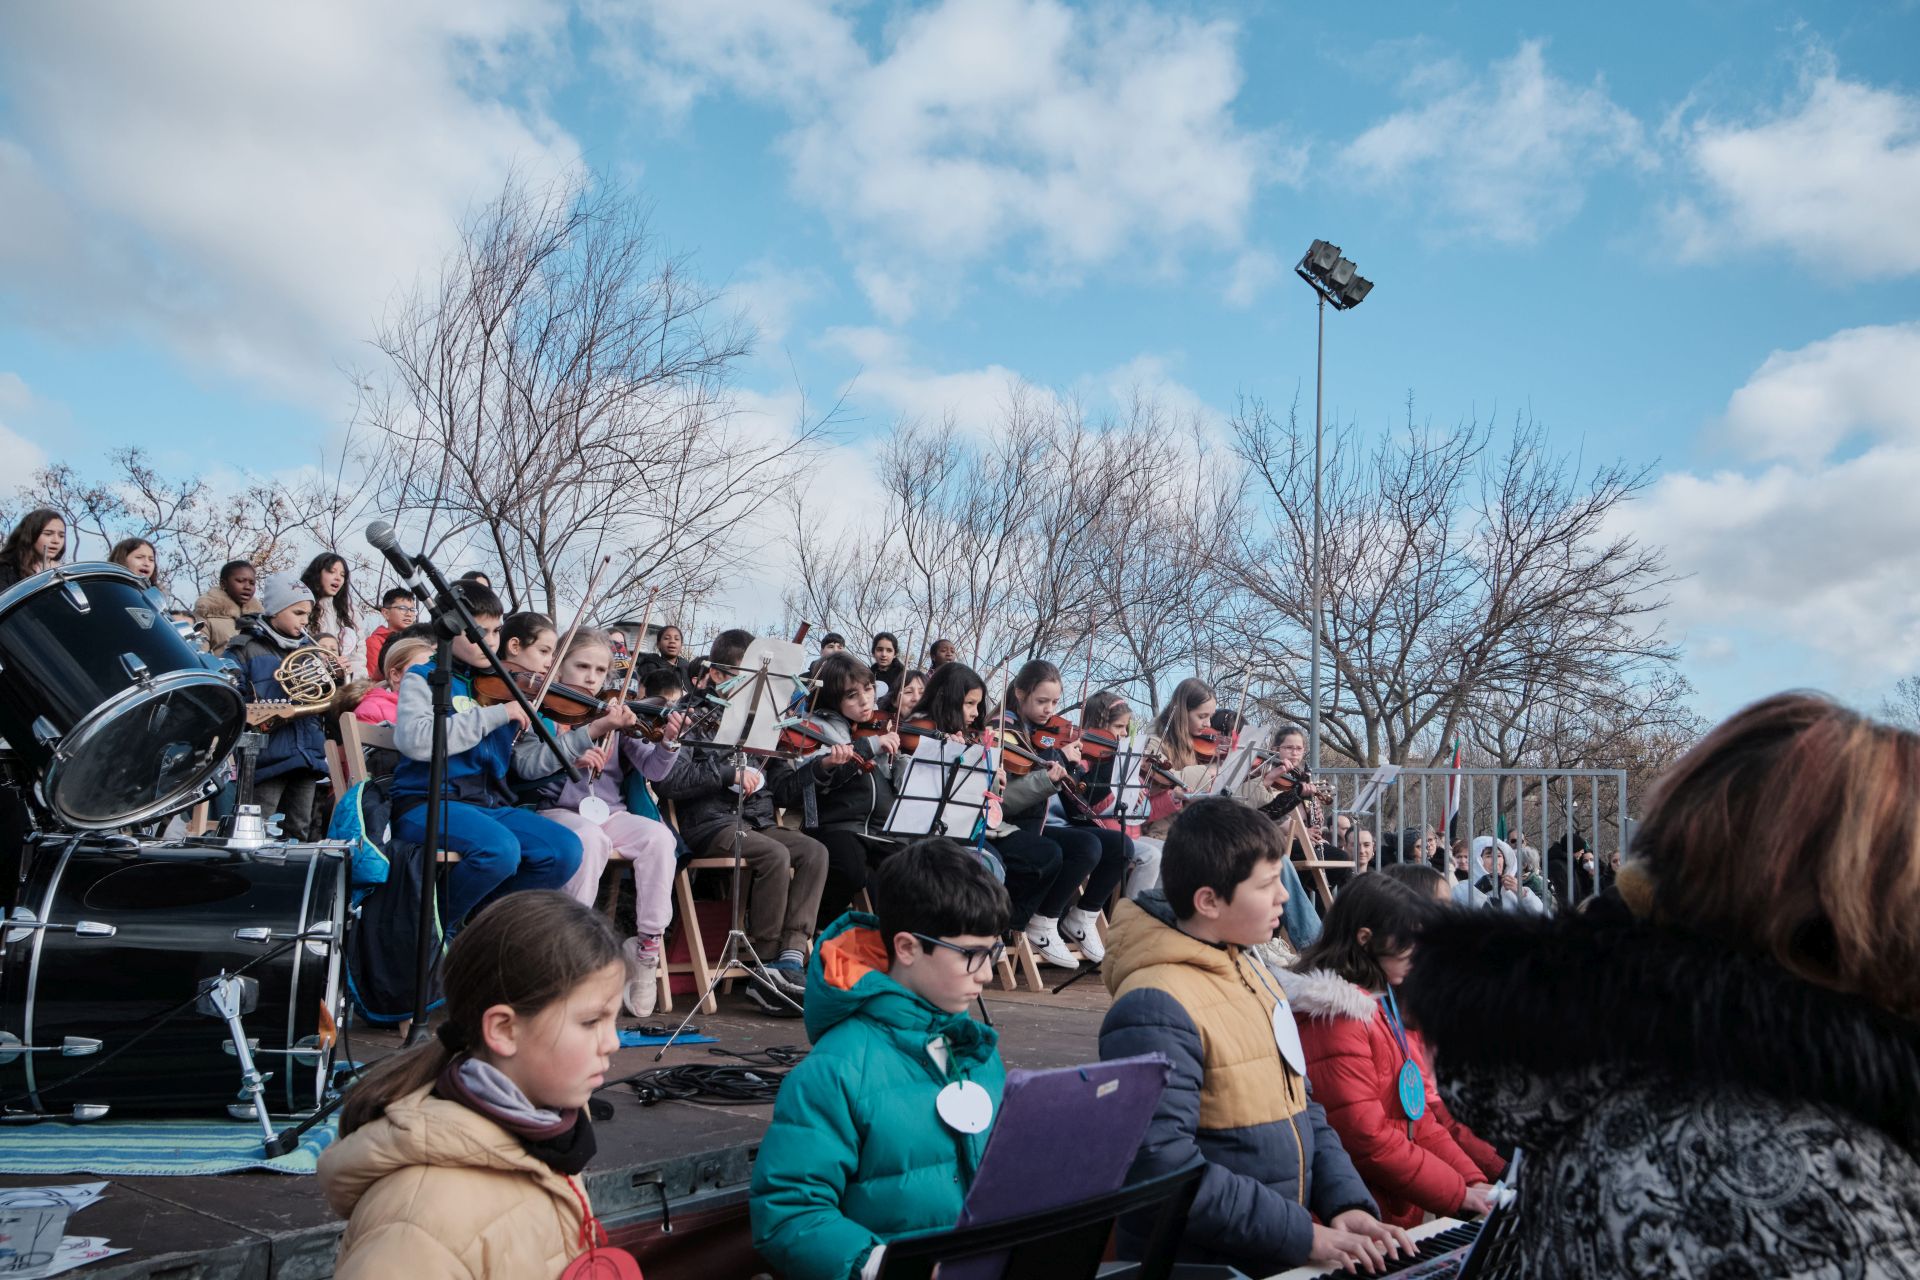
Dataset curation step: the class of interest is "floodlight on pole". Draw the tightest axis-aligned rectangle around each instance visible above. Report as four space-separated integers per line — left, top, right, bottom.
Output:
1294 240 1374 771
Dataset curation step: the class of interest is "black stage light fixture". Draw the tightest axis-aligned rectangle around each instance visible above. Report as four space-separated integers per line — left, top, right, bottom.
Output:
1305 239 1341 278
1327 257 1357 290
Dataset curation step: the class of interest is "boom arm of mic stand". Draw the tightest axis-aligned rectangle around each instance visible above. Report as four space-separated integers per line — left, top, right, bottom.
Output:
411 552 582 784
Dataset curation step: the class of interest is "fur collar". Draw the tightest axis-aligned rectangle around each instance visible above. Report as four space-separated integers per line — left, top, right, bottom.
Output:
1275 967 1379 1023
1402 908 1920 1155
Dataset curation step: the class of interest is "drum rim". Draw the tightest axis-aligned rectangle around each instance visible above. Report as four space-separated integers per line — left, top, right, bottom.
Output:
43 669 246 829
0 560 151 620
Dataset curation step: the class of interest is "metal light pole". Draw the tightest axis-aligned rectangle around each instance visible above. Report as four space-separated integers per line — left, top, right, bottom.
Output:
1294 241 1373 771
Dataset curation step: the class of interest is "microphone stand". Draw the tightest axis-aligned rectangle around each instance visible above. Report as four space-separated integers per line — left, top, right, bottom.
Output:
403 550 581 1047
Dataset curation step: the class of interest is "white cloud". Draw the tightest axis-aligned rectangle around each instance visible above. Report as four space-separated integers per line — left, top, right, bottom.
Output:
725 262 829 350
594 0 1290 320
1667 59 1920 277
0 2 580 401
1347 39 1652 243
1630 323 1920 676
1223 248 1284 309
0 373 50 476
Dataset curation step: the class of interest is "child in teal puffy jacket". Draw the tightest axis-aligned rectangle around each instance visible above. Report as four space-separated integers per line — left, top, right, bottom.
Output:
751 838 1012 1280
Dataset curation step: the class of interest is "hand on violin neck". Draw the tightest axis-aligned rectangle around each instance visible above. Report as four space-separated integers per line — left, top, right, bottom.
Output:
590 703 637 737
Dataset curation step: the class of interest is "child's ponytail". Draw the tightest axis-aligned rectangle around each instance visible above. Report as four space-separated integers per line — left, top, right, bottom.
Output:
339 891 623 1134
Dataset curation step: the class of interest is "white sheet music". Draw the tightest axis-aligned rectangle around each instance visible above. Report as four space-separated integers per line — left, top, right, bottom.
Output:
884 736 995 837
1108 749 1154 823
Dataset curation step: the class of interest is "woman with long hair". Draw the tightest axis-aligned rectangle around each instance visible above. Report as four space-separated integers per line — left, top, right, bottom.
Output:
1402 693 1920 1275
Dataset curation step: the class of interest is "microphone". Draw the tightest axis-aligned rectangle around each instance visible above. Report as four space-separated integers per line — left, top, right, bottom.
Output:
366 521 431 600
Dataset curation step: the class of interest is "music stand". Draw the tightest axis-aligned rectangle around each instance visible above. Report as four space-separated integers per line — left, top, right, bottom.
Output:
656 647 809 1058
1106 749 1155 826
883 737 996 839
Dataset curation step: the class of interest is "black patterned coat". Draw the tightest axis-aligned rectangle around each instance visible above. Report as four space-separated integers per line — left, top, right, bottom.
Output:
1401 905 1920 1278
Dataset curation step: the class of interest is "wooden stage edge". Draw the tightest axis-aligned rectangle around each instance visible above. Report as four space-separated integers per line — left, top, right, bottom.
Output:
0 974 1114 1280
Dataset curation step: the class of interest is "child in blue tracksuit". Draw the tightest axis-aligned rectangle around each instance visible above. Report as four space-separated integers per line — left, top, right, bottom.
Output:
224 572 333 839
389 584 582 927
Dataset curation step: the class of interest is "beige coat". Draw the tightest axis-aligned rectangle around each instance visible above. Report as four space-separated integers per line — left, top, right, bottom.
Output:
192 585 261 650
318 1085 590 1279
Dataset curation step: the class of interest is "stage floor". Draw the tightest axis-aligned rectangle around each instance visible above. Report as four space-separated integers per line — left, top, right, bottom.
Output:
1 970 1115 1279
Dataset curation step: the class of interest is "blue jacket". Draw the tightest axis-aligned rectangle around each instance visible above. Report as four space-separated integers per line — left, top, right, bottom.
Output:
1099 892 1376 1273
751 912 1005 1280
223 618 328 781
390 659 519 808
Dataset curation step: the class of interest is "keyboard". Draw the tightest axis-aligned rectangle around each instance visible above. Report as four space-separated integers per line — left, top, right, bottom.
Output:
1263 1216 1479 1280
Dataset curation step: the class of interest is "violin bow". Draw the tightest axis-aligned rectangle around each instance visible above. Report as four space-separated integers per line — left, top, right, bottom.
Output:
529 554 613 725
588 581 658 770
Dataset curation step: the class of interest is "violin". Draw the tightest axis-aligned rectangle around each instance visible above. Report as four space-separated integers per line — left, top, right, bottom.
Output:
896 713 982 754
471 668 606 728
1191 727 1224 761
1024 713 1080 753
1076 727 1120 762
849 708 894 741
779 718 876 774
606 693 684 743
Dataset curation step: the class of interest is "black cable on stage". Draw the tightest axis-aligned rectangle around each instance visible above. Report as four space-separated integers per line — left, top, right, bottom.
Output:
617 1045 808 1106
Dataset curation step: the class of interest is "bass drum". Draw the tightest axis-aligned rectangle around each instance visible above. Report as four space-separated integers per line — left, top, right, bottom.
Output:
1 835 347 1120
0 562 244 830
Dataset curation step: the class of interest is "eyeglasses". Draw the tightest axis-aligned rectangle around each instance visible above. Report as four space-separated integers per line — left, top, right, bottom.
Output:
388 602 418 615
911 934 1006 975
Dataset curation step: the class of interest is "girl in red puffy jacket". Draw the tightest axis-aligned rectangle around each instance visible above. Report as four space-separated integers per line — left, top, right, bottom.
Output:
1281 876 1499 1228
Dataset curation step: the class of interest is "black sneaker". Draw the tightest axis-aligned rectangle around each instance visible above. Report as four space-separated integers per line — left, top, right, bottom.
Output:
743 980 804 1018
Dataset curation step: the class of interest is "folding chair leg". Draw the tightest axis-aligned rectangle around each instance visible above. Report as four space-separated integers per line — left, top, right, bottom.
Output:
1014 933 1045 991
674 870 718 1016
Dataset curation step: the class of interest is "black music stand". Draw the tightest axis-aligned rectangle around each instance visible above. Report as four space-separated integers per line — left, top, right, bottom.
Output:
876 1161 1204 1280
883 739 996 840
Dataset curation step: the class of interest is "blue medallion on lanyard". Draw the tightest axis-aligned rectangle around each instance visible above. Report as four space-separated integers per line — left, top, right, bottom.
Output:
1379 986 1426 1121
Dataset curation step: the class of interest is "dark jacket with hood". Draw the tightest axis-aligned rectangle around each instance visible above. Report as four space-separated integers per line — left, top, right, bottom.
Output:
652 741 777 852
750 912 1004 1280
1099 892 1376 1273
224 616 329 780
768 710 901 841
1402 903 1920 1279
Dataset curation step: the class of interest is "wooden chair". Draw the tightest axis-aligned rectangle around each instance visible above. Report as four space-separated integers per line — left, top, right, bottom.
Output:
660 798 793 1015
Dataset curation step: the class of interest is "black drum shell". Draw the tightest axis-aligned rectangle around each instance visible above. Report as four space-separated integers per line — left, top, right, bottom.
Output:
0 563 244 828
1 836 347 1118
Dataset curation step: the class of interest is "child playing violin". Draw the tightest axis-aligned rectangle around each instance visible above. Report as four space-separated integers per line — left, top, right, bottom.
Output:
994 660 1132 967
769 653 903 930
498 612 558 674
882 668 926 724
1079 690 1162 896
525 628 683 1018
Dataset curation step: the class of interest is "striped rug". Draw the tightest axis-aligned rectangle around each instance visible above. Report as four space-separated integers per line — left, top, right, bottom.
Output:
0 1116 337 1176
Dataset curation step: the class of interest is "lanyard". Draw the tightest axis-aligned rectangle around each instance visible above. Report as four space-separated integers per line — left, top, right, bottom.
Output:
1378 986 1427 1124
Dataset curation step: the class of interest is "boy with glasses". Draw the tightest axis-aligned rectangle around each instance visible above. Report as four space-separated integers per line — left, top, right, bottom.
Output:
752 838 1011 1280
364 587 419 677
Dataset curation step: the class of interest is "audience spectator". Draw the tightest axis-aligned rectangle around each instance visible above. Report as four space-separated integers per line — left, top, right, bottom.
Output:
194 559 261 649
0 508 66 590
108 536 159 585
225 573 329 840
1516 843 1553 910
363 587 418 677
867 631 905 698
1326 825 1375 893
1403 693 1920 1273
638 623 689 681
301 552 365 680
1471 837 1547 914
1546 832 1612 907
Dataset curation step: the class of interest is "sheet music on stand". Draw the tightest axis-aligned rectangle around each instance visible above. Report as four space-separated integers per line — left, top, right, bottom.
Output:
1108 749 1155 824
1210 742 1259 796
1347 764 1401 816
884 736 997 838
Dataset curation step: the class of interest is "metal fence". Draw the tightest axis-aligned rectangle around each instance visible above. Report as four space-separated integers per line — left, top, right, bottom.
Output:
1312 766 1629 910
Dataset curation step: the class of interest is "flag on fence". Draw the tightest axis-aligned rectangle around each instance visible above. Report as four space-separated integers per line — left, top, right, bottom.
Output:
1444 737 1463 834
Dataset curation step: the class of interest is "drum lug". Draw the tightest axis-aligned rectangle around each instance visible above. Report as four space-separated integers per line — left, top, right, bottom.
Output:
60 578 91 613
4 911 115 941
222 1038 263 1057
70 1104 110 1121
0 1032 104 1064
119 652 152 683
233 920 333 946
31 716 59 746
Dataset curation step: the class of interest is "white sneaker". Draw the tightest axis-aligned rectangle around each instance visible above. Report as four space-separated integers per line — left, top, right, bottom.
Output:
622 936 660 1019
1025 917 1079 968
1060 908 1106 964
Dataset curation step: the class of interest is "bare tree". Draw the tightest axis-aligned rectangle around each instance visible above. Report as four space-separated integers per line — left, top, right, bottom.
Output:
362 170 825 622
1224 396 1684 766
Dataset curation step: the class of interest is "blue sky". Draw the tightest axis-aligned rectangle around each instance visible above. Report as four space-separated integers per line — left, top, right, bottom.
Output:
3 1 1918 720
